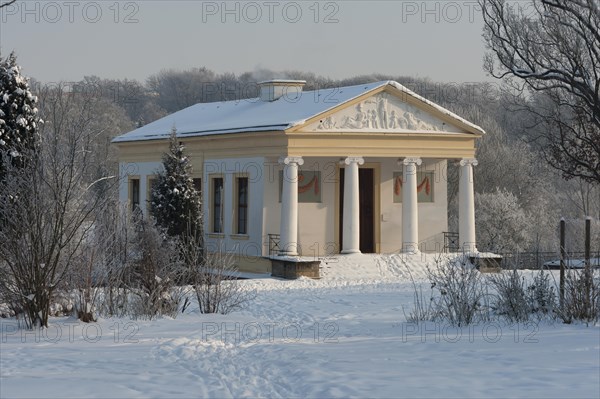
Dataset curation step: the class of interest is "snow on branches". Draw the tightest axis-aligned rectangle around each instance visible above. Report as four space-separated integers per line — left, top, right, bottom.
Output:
150 127 202 239
0 52 41 173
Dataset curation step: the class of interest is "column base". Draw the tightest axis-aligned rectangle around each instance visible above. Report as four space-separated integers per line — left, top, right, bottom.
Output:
402 243 420 254
278 251 299 257
341 249 361 254
461 243 478 254
401 250 421 255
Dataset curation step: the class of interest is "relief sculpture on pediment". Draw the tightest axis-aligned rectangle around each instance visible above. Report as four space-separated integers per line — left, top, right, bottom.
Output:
315 92 446 132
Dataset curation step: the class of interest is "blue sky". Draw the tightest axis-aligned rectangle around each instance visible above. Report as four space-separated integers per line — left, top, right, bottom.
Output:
1 1 492 83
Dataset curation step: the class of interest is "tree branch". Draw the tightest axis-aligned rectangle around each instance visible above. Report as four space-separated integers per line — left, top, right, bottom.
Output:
0 0 17 9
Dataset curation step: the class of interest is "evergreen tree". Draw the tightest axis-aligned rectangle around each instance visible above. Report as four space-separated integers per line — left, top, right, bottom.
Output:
150 127 202 239
0 52 41 180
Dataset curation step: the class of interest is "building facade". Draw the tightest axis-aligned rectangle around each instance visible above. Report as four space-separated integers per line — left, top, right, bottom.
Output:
113 80 484 272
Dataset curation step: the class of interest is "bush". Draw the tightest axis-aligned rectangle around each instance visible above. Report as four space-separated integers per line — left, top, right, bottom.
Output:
527 269 557 317
404 279 439 324
126 218 189 320
87 211 190 321
70 248 102 323
408 256 559 326
180 229 254 315
487 267 556 322
425 256 487 327
557 268 600 324
487 269 531 322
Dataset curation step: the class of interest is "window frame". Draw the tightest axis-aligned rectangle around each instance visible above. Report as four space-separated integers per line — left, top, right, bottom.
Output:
210 175 225 234
146 175 157 213
233 175 249 236
129 176 141 212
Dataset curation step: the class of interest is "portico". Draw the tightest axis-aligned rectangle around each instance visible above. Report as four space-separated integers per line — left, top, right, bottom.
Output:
276 154 478 256
114 79 485 273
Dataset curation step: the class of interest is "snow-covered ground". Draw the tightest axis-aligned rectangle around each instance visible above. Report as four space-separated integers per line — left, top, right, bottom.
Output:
1 254 599 398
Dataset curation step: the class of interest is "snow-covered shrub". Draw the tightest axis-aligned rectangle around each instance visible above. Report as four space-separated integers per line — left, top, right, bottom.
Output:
194 251 252 315
90 201 135 318
404 280 440 324
126 218 189 320
0 263 21 319
487 269 530 322
68 247 103 322
49 292 74 317
181 228 254 315
527 269 557 317
557 268 600 324
0 302 13 318
487 259 557 322
426 256 486 326
85 205 191 321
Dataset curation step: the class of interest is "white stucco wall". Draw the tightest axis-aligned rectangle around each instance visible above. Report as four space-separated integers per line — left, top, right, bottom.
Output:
203 157 265 260
262 158 282 255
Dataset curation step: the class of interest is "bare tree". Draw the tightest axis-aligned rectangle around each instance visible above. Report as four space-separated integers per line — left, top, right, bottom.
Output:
0 1 16 9
0 84 117 328
146 68 218 112
481 0 600 183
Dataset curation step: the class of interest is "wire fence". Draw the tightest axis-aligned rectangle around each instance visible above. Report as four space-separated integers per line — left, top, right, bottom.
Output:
495 250 600 270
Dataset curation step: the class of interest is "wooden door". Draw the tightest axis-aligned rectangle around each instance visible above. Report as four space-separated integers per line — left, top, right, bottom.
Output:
339 168 375 253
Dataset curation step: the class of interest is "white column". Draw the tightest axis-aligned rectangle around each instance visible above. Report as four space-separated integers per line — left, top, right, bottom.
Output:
459 158 478 253
402 157 422 254
279 156 304 256
342 156 364 254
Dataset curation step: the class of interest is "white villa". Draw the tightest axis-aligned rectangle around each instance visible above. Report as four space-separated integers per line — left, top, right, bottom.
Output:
113 80 484 273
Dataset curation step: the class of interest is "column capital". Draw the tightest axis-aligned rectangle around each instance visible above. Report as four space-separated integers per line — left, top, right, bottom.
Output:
459 158 478 167
403 157 422 166
279 156 304 166
344 156 365 166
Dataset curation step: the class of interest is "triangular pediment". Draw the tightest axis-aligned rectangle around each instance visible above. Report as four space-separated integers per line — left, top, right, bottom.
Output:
298 90 470 134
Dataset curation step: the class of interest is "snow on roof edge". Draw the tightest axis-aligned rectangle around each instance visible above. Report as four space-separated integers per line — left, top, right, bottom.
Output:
257 79 307 85
386 81 486 135
112 124 292 143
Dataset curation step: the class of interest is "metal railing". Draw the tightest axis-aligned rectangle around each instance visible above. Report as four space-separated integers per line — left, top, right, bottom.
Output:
443 232 459 253
268 234 280 256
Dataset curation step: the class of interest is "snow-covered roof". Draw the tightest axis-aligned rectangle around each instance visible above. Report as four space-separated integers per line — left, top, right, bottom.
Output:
112 81 485 143
257 79 307 85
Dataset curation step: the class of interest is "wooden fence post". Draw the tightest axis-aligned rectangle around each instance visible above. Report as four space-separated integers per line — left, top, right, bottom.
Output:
584 217 591 311
585 217 591 272
560 218 566 306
